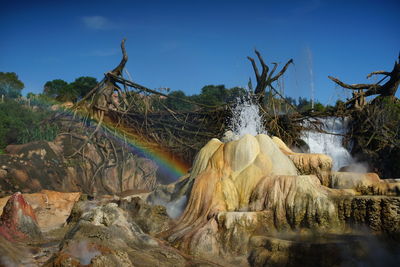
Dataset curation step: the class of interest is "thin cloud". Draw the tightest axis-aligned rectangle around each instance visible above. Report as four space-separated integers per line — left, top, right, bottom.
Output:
82 16 115 30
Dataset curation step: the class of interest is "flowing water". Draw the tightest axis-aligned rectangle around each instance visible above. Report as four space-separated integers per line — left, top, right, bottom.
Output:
228 95 266 140
301 117 353 171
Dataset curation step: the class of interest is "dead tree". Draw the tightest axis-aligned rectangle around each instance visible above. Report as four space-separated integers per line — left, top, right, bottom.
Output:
70 39 131 157
247 50 293 107
328 54 400 108
75 39 130 118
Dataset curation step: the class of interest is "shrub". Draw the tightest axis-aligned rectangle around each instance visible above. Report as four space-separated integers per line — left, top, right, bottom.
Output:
0 100 58 149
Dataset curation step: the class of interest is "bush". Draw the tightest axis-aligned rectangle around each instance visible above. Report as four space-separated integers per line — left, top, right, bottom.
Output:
349 97 400 178
0 100 58 149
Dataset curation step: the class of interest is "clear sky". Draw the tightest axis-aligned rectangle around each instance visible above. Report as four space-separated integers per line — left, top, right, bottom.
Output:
1 0 399 104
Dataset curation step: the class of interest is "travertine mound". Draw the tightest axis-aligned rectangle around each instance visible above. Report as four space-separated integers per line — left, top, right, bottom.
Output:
160 134 400 264
249 175 339 230
331 171 400 195
272 136 333 186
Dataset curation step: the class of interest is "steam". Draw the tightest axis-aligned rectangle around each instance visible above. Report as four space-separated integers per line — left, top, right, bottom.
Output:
338 228 400 266
150 195 187 219
339 162 370 173
66 241 101 265
226 94 266 141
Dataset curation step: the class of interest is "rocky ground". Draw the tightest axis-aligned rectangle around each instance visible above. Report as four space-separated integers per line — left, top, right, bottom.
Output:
0 114 159 198
0 130 400 266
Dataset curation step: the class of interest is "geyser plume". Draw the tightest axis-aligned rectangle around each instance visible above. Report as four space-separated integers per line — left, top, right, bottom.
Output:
228 94 266 140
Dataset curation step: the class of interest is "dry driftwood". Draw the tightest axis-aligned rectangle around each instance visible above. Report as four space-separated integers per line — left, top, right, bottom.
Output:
328 54 400 108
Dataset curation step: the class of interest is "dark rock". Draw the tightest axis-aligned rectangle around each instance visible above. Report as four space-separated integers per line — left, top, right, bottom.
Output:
337 196 400 238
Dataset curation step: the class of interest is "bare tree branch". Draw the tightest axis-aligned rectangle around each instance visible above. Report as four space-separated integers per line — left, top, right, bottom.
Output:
247 56 260 83
267 63 278 81
270 59 293 83
255 50 269 81
247 50 294 108
111 38 128 76
366 71 391 79
328 76 380 90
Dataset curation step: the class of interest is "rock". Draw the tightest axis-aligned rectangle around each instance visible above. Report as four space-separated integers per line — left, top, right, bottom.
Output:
272 136 333 186
331 172 380 189
255 134 298 176
224 134 260 177
0 190 81 232
189 138 223 181
0 235 35 266
162 134 400 264
249 175 340 230
331 172 400 195
164 134 341 263
0 136 159 197
337 196 400 238
119 196 171 235
0 192 41 241
48 200 216 266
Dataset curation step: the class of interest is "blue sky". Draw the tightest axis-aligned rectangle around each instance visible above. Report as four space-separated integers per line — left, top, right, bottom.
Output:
0 0 399 104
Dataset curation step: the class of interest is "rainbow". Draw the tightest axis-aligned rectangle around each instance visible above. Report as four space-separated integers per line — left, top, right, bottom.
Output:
100 118 189 182
24 97 190 182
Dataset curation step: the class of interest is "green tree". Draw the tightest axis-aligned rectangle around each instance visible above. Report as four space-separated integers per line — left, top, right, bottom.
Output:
70 76 98 99
285 96 297 106
26 92 36 99
0 101 57 149
43 79 68 98
193 85 227 106
225 87 247 103
56 83 79 102
0 72 24 98
164 90 194 110
313 102 326 112
297 97 312 112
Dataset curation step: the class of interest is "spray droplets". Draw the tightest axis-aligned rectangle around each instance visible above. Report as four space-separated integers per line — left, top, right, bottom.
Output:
226 94 267 141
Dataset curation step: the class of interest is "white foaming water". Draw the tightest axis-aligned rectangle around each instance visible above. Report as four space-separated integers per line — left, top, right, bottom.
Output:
302 117 353 171
228 95 266 140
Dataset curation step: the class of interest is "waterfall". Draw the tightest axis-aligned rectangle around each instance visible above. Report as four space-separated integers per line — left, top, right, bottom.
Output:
301 117 353 171
226 94 267 141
